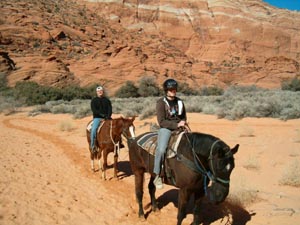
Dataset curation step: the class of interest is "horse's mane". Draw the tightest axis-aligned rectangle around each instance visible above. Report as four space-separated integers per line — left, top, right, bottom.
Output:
185 132 222 155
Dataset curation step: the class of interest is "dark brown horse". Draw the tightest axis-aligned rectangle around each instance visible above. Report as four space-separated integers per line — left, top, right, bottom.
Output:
86 117 135 180
127 131 239 225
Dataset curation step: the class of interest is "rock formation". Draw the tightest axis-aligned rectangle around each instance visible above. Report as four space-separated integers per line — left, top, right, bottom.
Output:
1 0 299 93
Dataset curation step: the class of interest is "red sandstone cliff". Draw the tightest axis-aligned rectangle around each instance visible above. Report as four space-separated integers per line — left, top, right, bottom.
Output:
1 0 299 93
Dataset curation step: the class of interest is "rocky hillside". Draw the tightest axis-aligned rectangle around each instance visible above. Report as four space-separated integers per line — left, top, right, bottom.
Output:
1 0 300 94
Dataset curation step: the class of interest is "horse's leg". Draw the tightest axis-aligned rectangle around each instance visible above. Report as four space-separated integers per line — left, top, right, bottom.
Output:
101 151 108 180
97 149 101 172
113 147 118 179
177 188 190 225
134 169 145 218
148 175 158 212
192 191 204 225
98 150 104 179
90 149 95 172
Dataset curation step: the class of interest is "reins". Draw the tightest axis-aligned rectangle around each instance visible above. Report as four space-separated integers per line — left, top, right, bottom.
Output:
177 132 230 195
110 120 120 155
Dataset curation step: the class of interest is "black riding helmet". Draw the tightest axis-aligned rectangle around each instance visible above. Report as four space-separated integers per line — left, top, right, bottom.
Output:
163 79 178 92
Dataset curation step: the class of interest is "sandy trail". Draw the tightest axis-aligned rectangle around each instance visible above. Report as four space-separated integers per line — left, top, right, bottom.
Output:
0 110 300 225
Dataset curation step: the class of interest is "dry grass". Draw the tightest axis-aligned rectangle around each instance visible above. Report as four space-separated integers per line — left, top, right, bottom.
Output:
242 155 260 170
227 177 260 207
58 120 75 132
238 125 255 137
279 159 300 187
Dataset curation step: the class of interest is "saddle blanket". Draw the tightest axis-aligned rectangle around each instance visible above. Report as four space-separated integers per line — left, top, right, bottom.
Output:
137 131 185 158
86 120 105 133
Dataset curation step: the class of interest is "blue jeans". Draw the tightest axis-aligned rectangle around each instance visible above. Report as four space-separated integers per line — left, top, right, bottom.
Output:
90 118 102 149
154 128 172 175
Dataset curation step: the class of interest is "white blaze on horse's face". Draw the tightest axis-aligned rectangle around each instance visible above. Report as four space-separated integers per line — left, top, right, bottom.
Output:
226 163 231 171
129 125 135 138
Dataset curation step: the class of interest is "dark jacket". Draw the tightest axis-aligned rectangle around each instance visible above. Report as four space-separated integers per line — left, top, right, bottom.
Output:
91 96 112 119
156 96 187 131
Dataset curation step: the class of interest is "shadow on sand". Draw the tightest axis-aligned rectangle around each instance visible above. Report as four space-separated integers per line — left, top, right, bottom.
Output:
116 160 133 179
116 161 254 224
156 189 254 225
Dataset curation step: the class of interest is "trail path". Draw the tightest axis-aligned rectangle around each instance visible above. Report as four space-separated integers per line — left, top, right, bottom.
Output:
1 111 300 225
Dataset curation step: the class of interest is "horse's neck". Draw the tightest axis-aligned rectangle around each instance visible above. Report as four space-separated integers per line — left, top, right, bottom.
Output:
186 133 216 158
111 119 123 136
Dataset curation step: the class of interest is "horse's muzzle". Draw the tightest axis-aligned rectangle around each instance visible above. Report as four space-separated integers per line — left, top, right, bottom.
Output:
207 182 229 204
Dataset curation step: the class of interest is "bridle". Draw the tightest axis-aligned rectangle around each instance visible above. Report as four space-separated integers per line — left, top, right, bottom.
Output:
177 133 232 193
120 122 135 140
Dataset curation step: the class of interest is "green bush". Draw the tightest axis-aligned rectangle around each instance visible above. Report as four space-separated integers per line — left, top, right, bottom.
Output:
115 81 139 98
0 72 9 92
200 86 224 96
178 82 199 95
281 77 300 91
12 81 95 105
137 76 160 97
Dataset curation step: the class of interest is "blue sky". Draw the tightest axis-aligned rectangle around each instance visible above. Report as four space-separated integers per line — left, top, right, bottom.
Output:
263 0 300 11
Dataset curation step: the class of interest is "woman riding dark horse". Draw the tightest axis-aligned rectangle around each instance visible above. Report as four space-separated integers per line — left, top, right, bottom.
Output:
127 129 239 225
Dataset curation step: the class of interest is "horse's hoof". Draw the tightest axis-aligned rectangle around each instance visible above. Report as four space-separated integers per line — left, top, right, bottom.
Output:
138 214 146 221
138 217 146 222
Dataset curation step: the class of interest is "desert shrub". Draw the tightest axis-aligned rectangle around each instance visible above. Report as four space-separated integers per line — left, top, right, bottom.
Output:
0 72 9 92
279 159 300 187
14 81 54 105
13 81 62 105
12 81 95 106
137 76 160 97
199 86 224 96
178 82 199 95
58 120 75 132
60 85 93 100
139 98 157 119
228 177 260 207
281 77 300 91
238 125 255 137
28 85 300 121
217 88 300 120
115 81 139 98
243 155 260 170
0 95 23 114
224 85 265 94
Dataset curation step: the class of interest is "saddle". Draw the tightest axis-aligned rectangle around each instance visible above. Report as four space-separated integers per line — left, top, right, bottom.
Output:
137 131 185 158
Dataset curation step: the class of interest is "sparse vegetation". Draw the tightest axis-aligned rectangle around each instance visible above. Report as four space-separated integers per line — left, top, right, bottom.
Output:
115 81 139 98
199 86 224 96
281 77 300 92
238 125 255 137
1 77 300 121
279 159 300 187
137 76 160 97
58 120 75 132
227 177 260 207
242 155 260 170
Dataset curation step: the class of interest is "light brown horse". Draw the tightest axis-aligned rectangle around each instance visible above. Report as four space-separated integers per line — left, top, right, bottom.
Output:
86 117 135 180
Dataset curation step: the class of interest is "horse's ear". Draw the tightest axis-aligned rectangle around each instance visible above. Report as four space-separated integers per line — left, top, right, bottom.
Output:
231 144 239 154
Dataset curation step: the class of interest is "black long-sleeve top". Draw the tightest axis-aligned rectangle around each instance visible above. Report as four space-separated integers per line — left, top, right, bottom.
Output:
91 96 112 119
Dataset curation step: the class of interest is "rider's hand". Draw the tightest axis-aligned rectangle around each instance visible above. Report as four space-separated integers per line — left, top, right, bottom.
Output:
177 120 186 128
